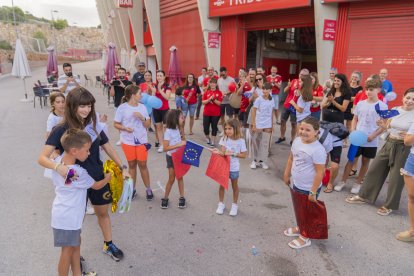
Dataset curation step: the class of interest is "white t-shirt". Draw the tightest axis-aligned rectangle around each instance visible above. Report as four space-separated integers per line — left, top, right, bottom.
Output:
291 137 327 191
408 122 414 154
296 96 312 122
253 96 274 129
354 100 388 147
114 103 149 146
46 112 62 132
57 74 81 95
389 107 414 140
218 76 235 104
51 159 95 230
219 137 247 172
198 75 205 88
164 128 182 156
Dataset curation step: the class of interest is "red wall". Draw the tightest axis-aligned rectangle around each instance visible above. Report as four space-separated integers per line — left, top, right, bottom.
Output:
160 9 206 76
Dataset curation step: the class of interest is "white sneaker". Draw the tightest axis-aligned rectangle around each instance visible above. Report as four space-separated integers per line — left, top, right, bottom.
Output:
334 181 346 192
116 140 122 146
216 202 225 215
86 202 95 215
229 203 238 216
158 145 164 153
250 161 257 169
350 183 361 194
261 162 269 170
219 132 224 137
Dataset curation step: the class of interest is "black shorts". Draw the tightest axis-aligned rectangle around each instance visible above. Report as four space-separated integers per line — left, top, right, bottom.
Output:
166 154 174 169
281 108 297 123
330 146 342 164
220 104 234 117
355 146 377 159
153 109 169 124
233 108 240 115
87 183 112 206
344 112 354 121
238 111 248 125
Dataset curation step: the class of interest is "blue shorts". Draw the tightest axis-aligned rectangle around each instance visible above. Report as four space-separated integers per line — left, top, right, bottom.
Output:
402 153 414 177
229 171 239 180
272 94 279 110
184 103 197 117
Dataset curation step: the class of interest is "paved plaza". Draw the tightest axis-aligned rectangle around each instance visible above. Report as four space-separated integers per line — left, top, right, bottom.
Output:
0 60 412 276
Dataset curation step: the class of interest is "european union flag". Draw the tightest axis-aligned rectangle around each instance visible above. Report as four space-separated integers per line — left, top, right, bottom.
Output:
182 140 204 167
375 103 399 119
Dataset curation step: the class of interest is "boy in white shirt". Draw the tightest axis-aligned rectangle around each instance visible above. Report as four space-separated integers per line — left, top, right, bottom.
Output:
51 129 111 276
336 78 387 194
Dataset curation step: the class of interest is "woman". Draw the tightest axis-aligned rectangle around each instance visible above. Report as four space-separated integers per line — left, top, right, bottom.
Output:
182 73 201 135
202 78 223 147
38 87 128 261
153 70 172 153
347 88 414 216
46 92 65 138
343 71 363 147
321 73 351 193
237 68 256 127
310 72 324 120
139 70 156 95
323 67 337 95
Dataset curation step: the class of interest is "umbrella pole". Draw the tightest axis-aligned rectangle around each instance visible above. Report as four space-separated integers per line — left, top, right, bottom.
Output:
20 78 31 102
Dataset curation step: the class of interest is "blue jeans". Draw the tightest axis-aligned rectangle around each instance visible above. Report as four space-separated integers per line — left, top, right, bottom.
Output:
229 171 239 180
293 185 322 199
311 110 321 120
403 153 414 176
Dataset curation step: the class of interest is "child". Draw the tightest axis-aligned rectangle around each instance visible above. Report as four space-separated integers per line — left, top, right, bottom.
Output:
51 129 111 276
214 119 247 216
46 92 65 138
289 75 313 124
114 85 153 200
161 109 187 209
335 78 387 194
283 117 327 249
250 82 274 170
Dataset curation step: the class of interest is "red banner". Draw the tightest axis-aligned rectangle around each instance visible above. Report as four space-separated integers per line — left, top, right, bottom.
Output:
206 154 230 190
208 32 221 48
118 0 133 8
323 19 336 41
209 0 311 18
171 146 191 180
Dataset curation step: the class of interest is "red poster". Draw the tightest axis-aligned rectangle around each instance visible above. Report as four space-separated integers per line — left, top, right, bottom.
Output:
323 19 336 41
208 32 221 49
209 0 311 18
118 0 133 8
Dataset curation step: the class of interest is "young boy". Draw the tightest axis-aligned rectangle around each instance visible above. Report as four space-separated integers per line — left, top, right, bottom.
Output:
51 129 111 276
335 78 387 194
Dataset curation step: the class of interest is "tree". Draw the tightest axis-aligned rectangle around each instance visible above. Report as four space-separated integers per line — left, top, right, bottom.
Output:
52 19 68 30
0 6 26 23
97 24 101 29
0 40 12 50
33 31 47 45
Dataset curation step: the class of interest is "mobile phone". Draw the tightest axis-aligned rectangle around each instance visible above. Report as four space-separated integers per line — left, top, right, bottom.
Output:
66 72 73 77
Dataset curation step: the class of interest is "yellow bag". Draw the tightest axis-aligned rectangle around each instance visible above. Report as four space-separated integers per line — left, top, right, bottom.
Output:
103 160 123 213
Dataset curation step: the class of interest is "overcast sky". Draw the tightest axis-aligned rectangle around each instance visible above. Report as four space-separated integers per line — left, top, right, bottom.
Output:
2 0 100 27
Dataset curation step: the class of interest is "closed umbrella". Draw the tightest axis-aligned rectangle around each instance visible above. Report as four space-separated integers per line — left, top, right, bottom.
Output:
12 38 32 101
167 46 182 87
101 49 107 71
46 46 58 78
105 43 119 81
120 48 129 70
129 49 138 76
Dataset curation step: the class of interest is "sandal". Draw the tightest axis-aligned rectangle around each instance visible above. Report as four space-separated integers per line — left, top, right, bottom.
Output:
396 230 414 242
189 132 194 135
377 206 392 216
345 195 366 204
288 236 311 249
324 184 333 193
284 227 300 237
349 169 358 177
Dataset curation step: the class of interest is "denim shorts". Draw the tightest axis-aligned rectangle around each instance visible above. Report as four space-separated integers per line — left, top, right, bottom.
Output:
229 171 239 180
184 103 197 117
402 153 414 177
272 94 279 110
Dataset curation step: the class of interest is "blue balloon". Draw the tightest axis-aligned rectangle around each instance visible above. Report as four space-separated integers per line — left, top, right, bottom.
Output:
147 96 162 109
349 130 368 147
144 103 153 116
140 93 149 104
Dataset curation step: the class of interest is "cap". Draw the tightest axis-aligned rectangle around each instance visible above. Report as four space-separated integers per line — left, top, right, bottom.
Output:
138 62 146 67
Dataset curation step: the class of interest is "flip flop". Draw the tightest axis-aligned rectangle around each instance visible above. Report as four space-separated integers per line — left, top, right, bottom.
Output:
324 185 333 193
288 236 311 249
349 169 358 177
189 132 194 135
396 231 414 242
284 227 300 237
345 195 366 204
377 206 392 216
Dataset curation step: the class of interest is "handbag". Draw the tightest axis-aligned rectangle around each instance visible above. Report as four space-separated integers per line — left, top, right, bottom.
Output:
229 92 241 108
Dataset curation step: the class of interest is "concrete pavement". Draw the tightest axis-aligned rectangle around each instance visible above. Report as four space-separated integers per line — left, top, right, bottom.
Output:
0 60 412 276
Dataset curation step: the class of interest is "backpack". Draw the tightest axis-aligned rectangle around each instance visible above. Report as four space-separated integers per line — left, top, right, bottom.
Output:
319 121 349 144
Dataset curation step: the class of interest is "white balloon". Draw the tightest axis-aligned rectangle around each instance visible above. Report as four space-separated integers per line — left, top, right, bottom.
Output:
385 91 397 102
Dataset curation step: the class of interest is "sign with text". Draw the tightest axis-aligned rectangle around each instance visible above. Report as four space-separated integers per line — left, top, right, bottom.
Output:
323 19 336 41
118 0 133 8
208 32 221 48
209 0 311 17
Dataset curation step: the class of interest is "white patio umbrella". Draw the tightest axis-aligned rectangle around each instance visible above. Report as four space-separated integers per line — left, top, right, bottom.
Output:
120 48 129 70
129 49 138 76
12 38 32 102
101 49 107 71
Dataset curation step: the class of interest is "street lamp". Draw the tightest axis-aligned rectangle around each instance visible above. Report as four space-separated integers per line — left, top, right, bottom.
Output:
50 10 59 54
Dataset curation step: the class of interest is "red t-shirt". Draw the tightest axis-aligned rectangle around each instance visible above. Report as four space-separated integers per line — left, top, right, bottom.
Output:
310 85 324 112
139 82 155 94
155 83 171 110
203 75 219 88
353 90 384 106
183 85 200 105
203 89 223 116
266 74 282 95
283 79 301 109
240 81 252 112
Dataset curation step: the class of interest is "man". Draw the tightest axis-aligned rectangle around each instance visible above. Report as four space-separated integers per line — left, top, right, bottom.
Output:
256 66 265 75
196 67 207 120
237 68 256 127
218 67 235 129
266 66 282 124
57 63 81 95
379 68 393 95
276 68 310 144
132 62 146 85
202 66 219 90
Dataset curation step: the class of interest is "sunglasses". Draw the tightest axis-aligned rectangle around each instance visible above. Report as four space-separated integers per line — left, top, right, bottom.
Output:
256 78 263 81
65 169 76 185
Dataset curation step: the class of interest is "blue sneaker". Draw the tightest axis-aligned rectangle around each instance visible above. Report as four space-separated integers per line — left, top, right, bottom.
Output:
103 243 124 261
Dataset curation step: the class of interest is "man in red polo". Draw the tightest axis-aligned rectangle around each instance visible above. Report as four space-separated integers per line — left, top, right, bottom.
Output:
266 66 282 124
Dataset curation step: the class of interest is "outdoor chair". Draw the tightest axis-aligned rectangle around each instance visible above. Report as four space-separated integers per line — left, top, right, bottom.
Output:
95 76 103 87
33 86 49 108
84 75 93 86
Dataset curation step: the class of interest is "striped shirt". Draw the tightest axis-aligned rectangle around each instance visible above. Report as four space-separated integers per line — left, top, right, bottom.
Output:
57 74 81 95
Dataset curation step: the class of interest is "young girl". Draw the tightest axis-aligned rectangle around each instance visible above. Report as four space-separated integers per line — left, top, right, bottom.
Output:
46 92 65 138
214 118 247 216
310 72 324 120
154 70 172 153
114 85 153 201
283 116 327 249
161 109 187 209
250 82 274 170
202 78 223 147
290 75 313 124
183 73 201 135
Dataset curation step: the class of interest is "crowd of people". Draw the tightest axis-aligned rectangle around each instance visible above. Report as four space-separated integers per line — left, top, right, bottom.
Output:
38 61 414 275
